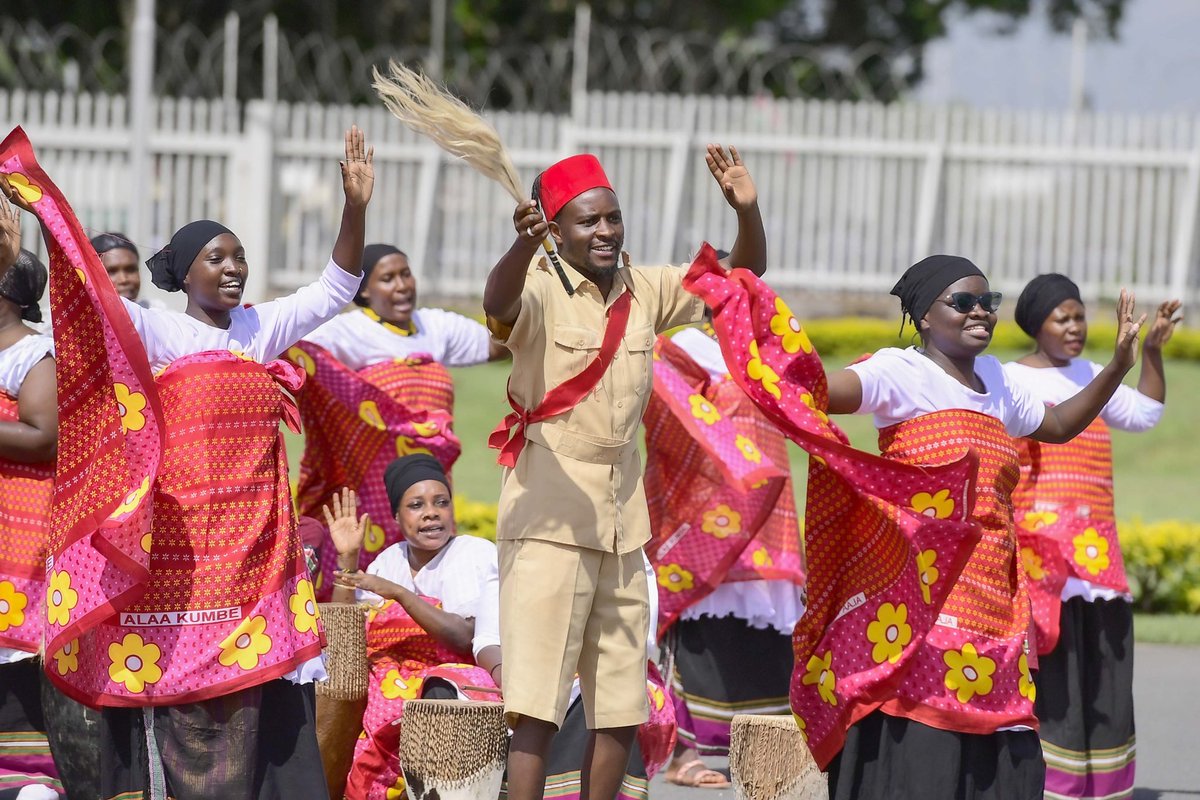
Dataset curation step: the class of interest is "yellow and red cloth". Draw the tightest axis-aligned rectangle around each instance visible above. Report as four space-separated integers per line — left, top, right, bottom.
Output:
1012 416 1129 654
682 245 1036 769
2 127 323 706
286 342 461 599
644 334 800 632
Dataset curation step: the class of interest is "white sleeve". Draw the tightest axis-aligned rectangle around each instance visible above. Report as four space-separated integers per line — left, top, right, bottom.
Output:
846 352 902 417
643 550 658 654
435 310 491 367
245 260 361 362
471 565 501 658
120 295 163 366
1094 363 1165 432
1000 367 1047 437
356 544 402 605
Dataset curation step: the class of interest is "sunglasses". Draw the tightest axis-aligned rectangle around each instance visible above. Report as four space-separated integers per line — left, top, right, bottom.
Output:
943 291 1003 314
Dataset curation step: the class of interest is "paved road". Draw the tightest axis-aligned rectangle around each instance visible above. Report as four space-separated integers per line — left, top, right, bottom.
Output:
650 642 1200 799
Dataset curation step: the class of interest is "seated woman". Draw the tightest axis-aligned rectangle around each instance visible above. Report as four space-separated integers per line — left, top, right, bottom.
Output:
293 244 506 595
330 454 502 800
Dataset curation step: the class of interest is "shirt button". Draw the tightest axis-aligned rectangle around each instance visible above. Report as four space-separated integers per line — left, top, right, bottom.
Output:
617 400 624 408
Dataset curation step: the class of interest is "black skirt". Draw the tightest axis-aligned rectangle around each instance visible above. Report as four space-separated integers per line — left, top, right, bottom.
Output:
99 679 328 800
0 659 62 799
670 615 793 756
826 710 1045 800
1035 596 1136 800
538 694 649 800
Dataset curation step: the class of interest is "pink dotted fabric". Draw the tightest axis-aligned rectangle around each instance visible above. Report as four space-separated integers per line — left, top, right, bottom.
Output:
681 245 1036 770
644 334 802 633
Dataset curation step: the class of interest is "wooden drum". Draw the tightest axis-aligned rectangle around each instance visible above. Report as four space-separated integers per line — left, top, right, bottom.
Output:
399 699 508 800
315 602 369 800
729 714 827 800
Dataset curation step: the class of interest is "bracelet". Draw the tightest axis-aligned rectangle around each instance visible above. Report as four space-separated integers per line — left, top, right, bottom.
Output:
488 662 503 675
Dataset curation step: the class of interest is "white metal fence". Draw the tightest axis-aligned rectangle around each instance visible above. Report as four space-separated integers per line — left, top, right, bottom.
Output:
3 89 1200 309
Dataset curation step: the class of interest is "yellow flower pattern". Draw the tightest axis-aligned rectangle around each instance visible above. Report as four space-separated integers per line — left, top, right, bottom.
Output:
380 667 422 701
943 642 996 703
701 505 742 539
769 296 813 354
751 547 773 568
688 394 722 425
411 420 441 437
113 383 148 434
657 564 695 594
2 172 43 205
395 436 433 458
0 581 28 632
218 615 274 671
798 392 829 423
916 549 939 605
746 341 781 399
359 400 387 430
734 434 763 464
801 651 838 706
286 346 316 376
1018 652 1036 701
866 602 912 664
1073 528 1110 576
289 579 321 635
53 639 80 676
386 776 408 800
108 633 163 693
110 476 152 520
793 713 808 741
46 571 79 627
910 489 954 519
1020 547 1046 581
363 523 387 553
1020 511 1060 531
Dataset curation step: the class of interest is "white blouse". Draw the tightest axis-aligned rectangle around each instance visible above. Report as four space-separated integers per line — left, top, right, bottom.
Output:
360 534 500 658
305 306 491 369
847 347 1047 436
122 260 360 372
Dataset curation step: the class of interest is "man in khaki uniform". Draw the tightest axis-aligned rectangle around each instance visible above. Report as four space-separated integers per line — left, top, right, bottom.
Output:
483 146 766 800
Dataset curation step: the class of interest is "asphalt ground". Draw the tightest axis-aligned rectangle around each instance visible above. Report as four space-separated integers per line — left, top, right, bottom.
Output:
649 642 1200 799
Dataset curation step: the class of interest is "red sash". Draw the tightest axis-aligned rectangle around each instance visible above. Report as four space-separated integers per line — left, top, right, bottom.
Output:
488 291 632 468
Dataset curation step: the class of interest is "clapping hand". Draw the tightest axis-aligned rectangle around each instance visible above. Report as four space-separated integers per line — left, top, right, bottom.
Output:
340 125 375 209
1111 290 1148 372
706 144 758 213
1143 299 1182 352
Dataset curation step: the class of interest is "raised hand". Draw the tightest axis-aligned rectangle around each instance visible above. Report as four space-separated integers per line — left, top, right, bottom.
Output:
0 192 20 270
513 200 548 249
706 144 758 213
340 125 375 209
322 487 369 558
1143 299 1182 352
1112 289 1147 372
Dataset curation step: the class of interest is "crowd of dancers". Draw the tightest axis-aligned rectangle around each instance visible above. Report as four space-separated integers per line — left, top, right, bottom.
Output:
0 120 1178 800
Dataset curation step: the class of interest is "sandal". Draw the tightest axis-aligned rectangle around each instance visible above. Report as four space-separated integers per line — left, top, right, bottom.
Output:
664 758 731 789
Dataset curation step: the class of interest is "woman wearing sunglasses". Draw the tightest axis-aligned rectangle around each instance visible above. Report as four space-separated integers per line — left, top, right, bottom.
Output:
811 255 1145 799
1001 274 1178 800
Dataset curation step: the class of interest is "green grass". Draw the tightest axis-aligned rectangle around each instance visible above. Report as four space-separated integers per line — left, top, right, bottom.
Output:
286 353 1200 523
1134 613 1200 644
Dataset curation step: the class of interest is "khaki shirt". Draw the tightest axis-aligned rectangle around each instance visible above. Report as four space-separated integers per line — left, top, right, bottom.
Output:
489 255 705 553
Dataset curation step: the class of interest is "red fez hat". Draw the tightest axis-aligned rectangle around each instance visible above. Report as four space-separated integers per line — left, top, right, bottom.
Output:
538 154 613 221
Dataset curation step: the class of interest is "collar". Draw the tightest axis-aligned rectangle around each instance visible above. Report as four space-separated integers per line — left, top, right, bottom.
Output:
544 251 636 302
361 307 417 336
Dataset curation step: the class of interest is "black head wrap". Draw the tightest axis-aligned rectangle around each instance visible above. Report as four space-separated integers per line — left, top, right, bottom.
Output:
890 254 985 334
354 244 406 307
1014 273 1083 338
0 249 47 323
145 220 233 292
383 453 449 515
90 231 139 260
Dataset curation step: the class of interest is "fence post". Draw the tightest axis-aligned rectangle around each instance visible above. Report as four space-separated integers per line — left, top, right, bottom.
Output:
657 99 697 265
231 100 276 303
127 0 156 253
912 141 946 261
222 12 239 122
262 15 279 103
1169 147 1200 304
410 147 443 293
571 4 592 123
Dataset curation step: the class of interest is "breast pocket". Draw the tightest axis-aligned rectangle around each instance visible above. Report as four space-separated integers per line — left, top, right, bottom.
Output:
625 325 655 396
551 323 601 383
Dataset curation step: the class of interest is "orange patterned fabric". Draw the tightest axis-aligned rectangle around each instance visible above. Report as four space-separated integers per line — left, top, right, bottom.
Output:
359 356 454 416
1012 416 1128 653
0 393 54 653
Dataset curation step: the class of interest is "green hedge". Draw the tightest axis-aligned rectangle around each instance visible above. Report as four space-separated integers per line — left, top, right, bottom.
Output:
802 318 1200 360
457 497 1200 615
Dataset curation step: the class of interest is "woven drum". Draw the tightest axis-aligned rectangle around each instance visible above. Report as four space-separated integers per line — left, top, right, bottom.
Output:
729 714 827 800
400 700 508 800
315 602 369 799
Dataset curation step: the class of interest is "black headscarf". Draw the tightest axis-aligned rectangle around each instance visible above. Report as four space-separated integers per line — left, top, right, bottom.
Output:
354 244 406 307
90 231 139 260
1014 273 1083 338
890 254 985 334
145 220 233 292
0 250 48 323
383 453 448 515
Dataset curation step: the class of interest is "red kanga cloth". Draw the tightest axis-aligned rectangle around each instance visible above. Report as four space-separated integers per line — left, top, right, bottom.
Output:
681 245 1038 769
2 127 324 706
1012 416 1129 654
644 334 803 634
287 342 462 600
0 392 54 653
